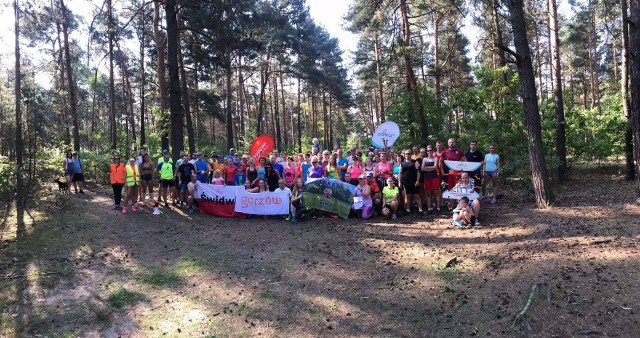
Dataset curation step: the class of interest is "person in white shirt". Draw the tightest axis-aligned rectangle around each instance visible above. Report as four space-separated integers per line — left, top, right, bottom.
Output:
451 172 481 226
274 179 292 219
186 173 199 215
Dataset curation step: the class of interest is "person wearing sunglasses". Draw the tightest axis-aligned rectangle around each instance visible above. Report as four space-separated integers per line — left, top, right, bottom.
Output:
307 156 324 179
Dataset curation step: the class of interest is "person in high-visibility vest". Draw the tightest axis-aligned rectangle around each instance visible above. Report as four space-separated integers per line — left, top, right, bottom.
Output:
122 157 141 214
156 149 174 204
156 151 176 208
109 155 126 210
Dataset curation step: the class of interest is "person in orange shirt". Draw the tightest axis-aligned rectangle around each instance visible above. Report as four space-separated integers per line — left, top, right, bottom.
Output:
109 155 126 210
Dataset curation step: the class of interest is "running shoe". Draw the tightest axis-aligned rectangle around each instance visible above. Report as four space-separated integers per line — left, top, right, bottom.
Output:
392 214 397 220
491 197 497 204
290 216 296 223
140 202 147 207
122 207 127 214
132 206 137 212
188 207 194 215
474 220 481 226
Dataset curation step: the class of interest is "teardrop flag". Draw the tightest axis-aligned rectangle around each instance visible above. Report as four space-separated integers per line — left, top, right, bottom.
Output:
250 134 275 160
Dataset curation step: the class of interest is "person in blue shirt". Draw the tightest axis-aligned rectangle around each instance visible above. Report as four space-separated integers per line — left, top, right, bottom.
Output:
301 154 312 182
226 148 236 161
72 152 85 194
270 155 284 177
482 145 500 204
194 152 211 184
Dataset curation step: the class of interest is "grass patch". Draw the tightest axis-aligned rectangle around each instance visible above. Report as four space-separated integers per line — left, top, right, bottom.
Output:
107 288 147 308
137 267 185 287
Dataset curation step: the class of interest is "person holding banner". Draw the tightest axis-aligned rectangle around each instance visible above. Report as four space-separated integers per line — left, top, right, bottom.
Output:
466 141 484 191
290 178 305 223
274 179 292 219
366 173 382 212
382 177 400 220
186 173 199 215
353 175 373 219
440 138 466 209
451 172 481 226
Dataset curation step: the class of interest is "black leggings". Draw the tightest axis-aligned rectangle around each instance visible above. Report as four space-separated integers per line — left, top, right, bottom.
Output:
112 183 124 206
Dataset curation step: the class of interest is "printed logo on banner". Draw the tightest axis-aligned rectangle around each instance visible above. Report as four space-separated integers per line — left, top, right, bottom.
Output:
444 160 482 172
302 178 356 218
371 121 400 149
234 189 290 215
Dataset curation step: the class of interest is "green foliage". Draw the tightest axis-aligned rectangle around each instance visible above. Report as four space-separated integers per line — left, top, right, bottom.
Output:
385 86 448 149
565 93 626 163
0 156 14 200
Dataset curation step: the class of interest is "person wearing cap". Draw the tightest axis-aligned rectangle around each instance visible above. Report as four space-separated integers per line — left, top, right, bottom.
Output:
353 174 373 219
194 152 210 184
226 148 236 161
232 153 242 168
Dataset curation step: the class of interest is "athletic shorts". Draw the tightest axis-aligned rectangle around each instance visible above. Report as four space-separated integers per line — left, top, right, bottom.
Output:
225 181 235 186
141 174 153 181
180 183 188 191
423 177 440 191
485 171 498 178
402 182 418 194
72 173 85 182
161 179 175 188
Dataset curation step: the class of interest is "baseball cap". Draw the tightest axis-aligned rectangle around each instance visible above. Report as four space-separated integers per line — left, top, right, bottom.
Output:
162 149 169 154
366 172 374 178
197 152 203 156
358 174 365 179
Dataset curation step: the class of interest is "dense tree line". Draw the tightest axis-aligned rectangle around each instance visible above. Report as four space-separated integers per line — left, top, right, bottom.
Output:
3 0 640 211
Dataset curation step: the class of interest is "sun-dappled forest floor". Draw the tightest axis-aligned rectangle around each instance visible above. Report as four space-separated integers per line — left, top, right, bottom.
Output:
1 165 639 337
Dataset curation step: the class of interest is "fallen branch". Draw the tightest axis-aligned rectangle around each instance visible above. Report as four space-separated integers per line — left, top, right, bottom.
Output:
591 239 612 245
512 283 539 329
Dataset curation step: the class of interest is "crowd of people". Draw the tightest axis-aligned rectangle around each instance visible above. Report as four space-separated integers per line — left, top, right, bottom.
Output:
106 137 500 225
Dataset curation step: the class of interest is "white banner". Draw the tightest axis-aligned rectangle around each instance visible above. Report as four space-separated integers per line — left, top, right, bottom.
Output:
234 189 290 215
442 189 479 201
444 160 482 172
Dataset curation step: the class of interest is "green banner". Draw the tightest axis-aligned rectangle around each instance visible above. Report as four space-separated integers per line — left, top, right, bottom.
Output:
302 178 356 219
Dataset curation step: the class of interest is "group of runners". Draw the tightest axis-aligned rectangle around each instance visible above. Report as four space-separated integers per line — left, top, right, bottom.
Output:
107 137 500 225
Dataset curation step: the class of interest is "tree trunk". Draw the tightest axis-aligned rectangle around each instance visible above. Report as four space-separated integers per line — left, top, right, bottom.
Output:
108 0 117 150
226 60 234 150
14 0 24 213
139 7 146 147
297 78 302 153
165 0 184 159
506 0 553 207
273 73 281 150
549 0 568 181
178 44 195 154
374 32 385 122
622 0 635 180
153 0 169 151
434 16 441 99
492 0 507 68
256 58 270 135
238 55 245 140
629 0 640 194
60 0 80 152
400 0 428 141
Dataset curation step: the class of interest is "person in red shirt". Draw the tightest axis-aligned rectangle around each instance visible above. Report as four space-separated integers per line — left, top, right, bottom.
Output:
439 138 467 191
223 158 238 185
